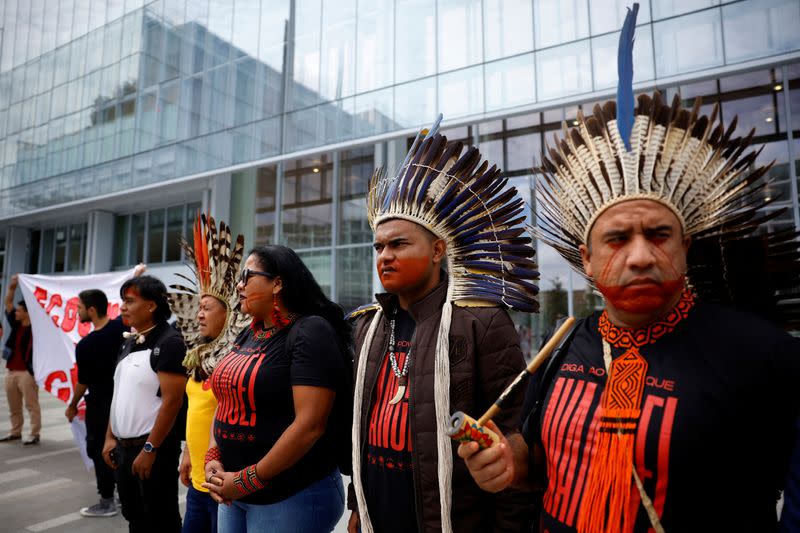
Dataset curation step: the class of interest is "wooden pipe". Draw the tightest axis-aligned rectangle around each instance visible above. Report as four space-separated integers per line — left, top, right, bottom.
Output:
447 317 577 449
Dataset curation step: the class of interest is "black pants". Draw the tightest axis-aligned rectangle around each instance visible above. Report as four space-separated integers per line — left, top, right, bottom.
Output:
85 401 115 499
114 437 182 533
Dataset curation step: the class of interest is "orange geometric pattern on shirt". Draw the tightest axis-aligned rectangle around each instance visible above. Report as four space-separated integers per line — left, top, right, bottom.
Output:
598 290 695 348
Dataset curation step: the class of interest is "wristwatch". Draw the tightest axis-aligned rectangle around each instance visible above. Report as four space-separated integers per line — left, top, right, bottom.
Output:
143 441 157 453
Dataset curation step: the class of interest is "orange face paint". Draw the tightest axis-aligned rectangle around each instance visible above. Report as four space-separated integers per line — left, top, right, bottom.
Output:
596 277 684 314
378 256 431 292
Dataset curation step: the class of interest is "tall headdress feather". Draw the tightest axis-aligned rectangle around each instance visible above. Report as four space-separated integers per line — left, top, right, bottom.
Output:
168 213 249 380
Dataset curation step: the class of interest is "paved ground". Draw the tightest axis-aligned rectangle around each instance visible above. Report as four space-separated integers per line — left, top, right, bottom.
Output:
0 367 350 532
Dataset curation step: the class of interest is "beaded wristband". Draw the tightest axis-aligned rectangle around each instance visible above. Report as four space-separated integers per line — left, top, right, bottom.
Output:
233 464 266 496
204 446 221 466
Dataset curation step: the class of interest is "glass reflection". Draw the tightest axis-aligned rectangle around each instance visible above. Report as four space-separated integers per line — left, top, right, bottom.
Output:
722 0 800 63
485 54 535 112
483 0 534 62
536 40 592 101
533 0 590 49
336 246 374 312
653 9 723 78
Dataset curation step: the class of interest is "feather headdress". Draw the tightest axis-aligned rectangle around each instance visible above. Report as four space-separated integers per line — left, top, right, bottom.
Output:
367 116 540 312
168 213 249 380
352 117 539 533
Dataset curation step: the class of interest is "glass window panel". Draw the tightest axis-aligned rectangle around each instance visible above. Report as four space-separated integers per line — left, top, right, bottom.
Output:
282 205 333 248
41 229 55 272
591 25 655 90
354 87 393 137
438 0 482 72
507 133 542 172
319 97 355 144
336 246 374 311
483 0 534 62
57 0 76 47
232 123 256 163
113 214 130 267
38 53 55 95
128 212 145 263
721 93 779 138
207 0 234 51
356 0 394 93
320 7 356 100
256 166 278 245
536 40 592 101
137 92 158 151
14 2 30 67
232 0 261 59
394 77 436 129
86 28 105 74
289 34 322 110
107 0 124 22
55 226 67 272
719 69 774 93
147 209 165 263
165 205 183 262
122 11 143 57
160 81 180 143
256 116 281 157
258 0 290 70
234 59 257 126
651 0 717 20
395 0 436 83
438 65 483 119
478 138 504 169
89 0 106 31
286 106 321 151
723 0 800 63
533 0 590 48
485 54 535 112
339 147 374 245
67 224 84 271
69 37 88 82
653 9 723 78
53 47 71 88
589 0 651 34
296 250 332 297
103 20 123 68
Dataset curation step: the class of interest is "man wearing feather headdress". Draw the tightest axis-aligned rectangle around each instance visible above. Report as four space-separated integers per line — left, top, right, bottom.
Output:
346 118 540 533
458 6 800 533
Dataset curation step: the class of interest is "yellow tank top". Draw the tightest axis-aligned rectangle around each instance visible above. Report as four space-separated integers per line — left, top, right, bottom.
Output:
185 377 218 492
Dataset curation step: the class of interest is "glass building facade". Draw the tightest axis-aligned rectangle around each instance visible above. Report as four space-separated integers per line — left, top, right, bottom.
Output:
2 0 800 347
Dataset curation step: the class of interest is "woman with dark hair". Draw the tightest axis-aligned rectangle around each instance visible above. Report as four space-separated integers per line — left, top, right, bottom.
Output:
103 275 188 532
203 245 351 532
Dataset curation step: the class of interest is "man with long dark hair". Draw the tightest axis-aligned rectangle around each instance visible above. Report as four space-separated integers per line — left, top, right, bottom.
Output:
103 275 187 532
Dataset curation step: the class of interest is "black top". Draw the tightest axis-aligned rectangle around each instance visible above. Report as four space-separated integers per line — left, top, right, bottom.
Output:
5 310 32 374
76 317 127 408
364 306 418 533
522 300 800 533
211 315 347 504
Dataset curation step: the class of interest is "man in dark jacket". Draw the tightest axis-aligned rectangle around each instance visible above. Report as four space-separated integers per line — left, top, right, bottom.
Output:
347 126 539 533
1 274 40 445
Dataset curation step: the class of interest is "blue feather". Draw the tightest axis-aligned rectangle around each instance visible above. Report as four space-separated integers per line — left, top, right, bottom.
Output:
617 3 639 152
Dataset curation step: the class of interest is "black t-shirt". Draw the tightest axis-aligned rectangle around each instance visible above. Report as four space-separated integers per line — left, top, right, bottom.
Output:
364 307 418 533
211 315 347 504
76 317 127 408
522 299 800 533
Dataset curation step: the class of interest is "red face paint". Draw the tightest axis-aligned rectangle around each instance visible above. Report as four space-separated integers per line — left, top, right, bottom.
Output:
378 256 431 292
596 277 684 314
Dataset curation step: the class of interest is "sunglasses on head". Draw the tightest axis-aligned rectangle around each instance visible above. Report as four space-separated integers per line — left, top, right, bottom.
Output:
238 268 274 285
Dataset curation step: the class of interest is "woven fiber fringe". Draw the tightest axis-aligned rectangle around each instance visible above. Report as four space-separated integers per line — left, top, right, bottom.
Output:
351 311 382 533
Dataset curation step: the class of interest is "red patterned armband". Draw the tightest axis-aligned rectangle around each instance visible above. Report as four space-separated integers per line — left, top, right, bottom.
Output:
233 464 266 497
204 446 221 466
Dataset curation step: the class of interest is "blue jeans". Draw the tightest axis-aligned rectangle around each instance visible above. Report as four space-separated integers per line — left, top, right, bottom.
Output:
217 469 344 533
183 486 218 533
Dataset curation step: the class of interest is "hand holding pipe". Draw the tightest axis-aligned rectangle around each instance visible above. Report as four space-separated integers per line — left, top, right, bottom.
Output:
447 317 577 449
